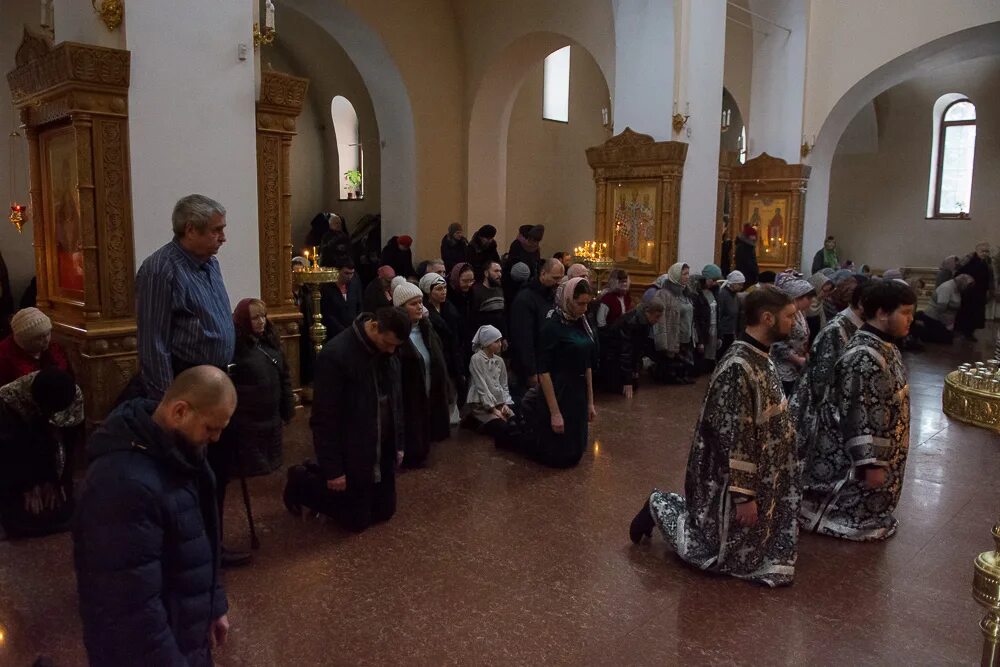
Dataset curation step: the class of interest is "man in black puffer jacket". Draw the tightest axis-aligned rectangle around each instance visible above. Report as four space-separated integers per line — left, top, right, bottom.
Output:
73 366 236 667
508 258 564 399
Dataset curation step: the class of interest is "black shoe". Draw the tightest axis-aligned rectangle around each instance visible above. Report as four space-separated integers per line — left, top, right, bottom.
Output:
630 500 654 544
221 546 252 568
283 466 305 517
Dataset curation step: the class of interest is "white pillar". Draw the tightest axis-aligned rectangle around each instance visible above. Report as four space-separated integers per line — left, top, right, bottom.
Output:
747 0 808 162
125 0 260 307
675 0 726 268
612 0 674 140
54 0 123 48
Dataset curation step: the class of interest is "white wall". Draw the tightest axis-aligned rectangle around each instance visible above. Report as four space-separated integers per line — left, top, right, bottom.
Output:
828 56 1000 269
125 0 260 307
723 0 753 128
675 0 727 269
612 0 673 139
505 47 611 258
747 0 807 162
0 0 39 305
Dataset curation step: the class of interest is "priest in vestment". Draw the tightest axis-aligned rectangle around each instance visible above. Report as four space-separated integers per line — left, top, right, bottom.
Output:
629 287 800 587
799 280 916 541
789 276 867 456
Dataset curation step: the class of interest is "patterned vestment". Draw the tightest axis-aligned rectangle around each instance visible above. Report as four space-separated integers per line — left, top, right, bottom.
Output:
649 338 799 587
799 328 910 541
789 309 862 456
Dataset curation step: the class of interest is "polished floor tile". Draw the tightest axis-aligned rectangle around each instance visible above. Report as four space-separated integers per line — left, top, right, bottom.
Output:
1 330 997 665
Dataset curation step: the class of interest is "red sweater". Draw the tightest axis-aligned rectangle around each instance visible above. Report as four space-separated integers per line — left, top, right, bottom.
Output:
0 335 71 387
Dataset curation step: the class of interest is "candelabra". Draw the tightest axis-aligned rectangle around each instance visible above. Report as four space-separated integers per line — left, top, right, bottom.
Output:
292 246 339 356
573 240 614 291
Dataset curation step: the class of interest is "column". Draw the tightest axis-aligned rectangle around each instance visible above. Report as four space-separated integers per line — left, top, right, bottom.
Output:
612 0 675 139
675 0 727 268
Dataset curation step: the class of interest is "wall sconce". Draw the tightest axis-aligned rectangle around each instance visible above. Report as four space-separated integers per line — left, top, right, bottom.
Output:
253 0 276 48
672 102 690 134
8 123 27 233
800 134 815 159
720 108 731 133
91 0 123 32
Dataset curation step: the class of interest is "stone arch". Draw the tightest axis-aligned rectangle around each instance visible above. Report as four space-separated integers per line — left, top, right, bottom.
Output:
281 0 417 240
801 21 1000 267
467 32 613 242
721 87 745 154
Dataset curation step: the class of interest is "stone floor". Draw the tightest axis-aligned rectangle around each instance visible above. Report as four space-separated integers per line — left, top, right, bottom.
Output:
1 331 998 666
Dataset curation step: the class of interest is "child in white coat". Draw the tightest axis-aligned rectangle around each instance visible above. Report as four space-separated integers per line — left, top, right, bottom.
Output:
463 325 514 443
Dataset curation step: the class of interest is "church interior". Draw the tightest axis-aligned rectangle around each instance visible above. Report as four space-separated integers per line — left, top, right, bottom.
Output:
1 0 1000 664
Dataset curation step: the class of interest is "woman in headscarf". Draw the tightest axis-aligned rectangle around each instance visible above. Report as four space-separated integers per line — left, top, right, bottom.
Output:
596 268 631 329
466 225 501 279
643 274 668 304
805 272 833 342
213 298 295 553
936 255 960 287
515 277 597 468
691 264 723 374
554 263 591 308
651 263 696 385
825 270 857 321
447 262 477 374
421 271 466 415
440 223 469 274
772 272 816 396
381 236 416 278
393 281 451 468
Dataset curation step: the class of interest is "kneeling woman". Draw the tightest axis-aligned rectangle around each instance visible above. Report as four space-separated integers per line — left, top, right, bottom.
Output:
518 277 597 468
394 282 451 467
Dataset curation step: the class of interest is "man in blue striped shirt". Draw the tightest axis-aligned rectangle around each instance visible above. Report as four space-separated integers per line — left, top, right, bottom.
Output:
135 195 235 401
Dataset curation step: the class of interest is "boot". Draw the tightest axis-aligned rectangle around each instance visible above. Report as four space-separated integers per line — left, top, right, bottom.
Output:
283 465 306 517
630 499 654 544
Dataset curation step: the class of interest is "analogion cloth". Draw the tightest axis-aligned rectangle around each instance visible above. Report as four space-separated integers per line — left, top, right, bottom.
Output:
648 337 799 587
799 327 910 541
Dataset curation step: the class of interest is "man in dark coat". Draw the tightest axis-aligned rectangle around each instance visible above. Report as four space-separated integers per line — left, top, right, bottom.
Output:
320 258 364 340
73 366 236 667
381 235 416 278
288 308 408 533
734 224 760 287
955 243 993 341
503 224 545 306
440 223 469 274
508 258 564 395
466 224 501 279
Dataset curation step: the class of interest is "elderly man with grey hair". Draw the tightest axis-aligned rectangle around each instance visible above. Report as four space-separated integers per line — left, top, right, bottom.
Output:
134 194 235 399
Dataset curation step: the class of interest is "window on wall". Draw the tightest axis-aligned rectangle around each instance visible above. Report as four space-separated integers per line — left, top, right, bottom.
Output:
927 94 976 218
331 96 363 200
543 46 571 122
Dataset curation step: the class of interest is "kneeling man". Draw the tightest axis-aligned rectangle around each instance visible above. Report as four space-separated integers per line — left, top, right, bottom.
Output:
629 287 800 587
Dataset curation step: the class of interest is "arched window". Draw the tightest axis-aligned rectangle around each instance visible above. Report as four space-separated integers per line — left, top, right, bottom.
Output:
927 94 976 218
543 46 571 122
331 96 363 199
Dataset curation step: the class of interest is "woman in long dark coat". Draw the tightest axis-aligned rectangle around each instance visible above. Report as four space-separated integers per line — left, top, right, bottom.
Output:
440 223 469 274
213 299 295 550
394 283 451 468
517 277 597 468
421 272 466 409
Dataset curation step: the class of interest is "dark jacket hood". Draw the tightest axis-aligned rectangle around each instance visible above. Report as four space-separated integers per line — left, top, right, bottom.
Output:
87 398 203 476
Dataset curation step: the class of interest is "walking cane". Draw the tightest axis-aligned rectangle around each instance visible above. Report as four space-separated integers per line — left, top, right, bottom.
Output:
226 362 260 551
239 476 260 550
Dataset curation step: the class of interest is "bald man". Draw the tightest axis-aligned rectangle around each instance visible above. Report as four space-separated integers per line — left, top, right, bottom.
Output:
73 366 236 667
508 258 565 397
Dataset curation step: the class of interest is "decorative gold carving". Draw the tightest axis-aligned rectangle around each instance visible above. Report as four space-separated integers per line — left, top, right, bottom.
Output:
943 371 1000 433
586 127 687 293
8 33 136 424
257 70 309 389
14 28 52 68
92 0 124 32
728 153 810 272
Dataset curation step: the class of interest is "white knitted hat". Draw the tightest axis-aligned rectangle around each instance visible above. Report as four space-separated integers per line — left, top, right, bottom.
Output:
392 281 423 306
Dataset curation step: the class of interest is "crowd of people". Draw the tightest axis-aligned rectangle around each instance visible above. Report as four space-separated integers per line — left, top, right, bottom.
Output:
0 200 993 661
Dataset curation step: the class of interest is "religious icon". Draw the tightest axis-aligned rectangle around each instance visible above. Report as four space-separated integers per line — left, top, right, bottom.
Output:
610 182 658 266
45 130 84 294
743 195 790 267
